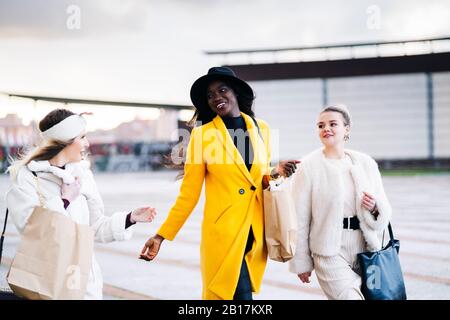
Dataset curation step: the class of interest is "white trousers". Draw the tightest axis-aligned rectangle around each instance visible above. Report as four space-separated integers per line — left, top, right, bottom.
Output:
313 229 366 300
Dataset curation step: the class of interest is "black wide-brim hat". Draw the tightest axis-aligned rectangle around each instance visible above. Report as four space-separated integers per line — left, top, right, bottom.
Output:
190 66 254 113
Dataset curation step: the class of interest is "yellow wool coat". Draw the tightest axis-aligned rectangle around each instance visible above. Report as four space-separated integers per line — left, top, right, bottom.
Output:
157 113 271 300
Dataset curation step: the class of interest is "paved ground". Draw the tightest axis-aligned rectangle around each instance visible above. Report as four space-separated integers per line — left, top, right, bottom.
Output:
1 171 449 300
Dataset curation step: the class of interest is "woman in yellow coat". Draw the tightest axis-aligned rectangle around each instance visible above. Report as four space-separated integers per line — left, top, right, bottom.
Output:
140 67 298 300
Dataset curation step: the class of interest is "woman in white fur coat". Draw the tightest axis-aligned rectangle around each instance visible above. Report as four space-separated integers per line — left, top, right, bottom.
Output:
289 104 392 300
6 109 157 299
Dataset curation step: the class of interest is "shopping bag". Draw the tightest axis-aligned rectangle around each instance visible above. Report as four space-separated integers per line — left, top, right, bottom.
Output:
7 206 94 300
263 178 297 262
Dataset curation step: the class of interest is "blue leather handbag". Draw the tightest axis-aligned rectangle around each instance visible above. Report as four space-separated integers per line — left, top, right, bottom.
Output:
357 223 407 300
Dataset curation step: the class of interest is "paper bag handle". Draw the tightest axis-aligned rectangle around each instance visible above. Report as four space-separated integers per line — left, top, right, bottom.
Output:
31 171 46 208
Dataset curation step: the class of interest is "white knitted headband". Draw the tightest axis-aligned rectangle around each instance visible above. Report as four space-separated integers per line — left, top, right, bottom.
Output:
41 114 87 142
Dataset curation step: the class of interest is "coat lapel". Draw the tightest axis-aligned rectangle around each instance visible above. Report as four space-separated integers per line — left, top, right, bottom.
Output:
212 114 255 186
346 150 381 250
241 113 268 184
346 150 370 201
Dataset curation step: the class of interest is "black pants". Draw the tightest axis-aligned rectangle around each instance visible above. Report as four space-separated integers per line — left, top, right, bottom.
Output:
233 228 254 300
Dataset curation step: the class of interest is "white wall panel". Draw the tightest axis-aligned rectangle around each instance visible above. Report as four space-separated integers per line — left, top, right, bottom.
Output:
327 74 428 159
433 72 450 157
250 73 448 161
250 79 323 161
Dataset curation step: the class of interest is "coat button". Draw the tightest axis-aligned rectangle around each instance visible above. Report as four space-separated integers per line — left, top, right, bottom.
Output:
250 186 256 191
239 188 245 195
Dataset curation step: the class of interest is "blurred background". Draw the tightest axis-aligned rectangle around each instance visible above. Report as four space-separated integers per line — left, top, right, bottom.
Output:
0 0 450 171
0 0 449 300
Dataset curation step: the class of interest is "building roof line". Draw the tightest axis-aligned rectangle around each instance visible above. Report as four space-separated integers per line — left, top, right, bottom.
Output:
205 36 450 55
1 92 193 110
226 52 450 80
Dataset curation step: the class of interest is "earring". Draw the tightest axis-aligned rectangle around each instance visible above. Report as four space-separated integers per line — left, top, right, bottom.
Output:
344 135 350 142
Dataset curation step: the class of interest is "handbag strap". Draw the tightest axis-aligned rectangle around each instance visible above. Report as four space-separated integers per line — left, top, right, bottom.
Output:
0 208 8 266
382 222 395 247
388 222 394 241
31 171 46 207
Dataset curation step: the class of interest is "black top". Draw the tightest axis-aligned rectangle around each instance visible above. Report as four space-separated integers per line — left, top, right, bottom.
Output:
222 116 254 172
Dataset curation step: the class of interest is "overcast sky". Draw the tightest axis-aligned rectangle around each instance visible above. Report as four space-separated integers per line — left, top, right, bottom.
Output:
0 0 449 105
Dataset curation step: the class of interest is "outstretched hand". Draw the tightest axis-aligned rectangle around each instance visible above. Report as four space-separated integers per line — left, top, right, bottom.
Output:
140 234 164 261
131 207 157 223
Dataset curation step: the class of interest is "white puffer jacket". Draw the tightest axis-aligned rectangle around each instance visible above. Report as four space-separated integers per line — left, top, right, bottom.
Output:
289 148 392 275
6 160 133 299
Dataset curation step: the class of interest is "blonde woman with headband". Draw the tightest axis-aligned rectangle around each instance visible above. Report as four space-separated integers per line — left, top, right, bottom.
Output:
289 104 392 300
6 109 157 299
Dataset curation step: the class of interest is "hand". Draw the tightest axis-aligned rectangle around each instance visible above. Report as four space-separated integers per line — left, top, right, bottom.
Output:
262 175 270 190
61 176 81 202
298 272 312 283
362 191 377 213
273 160 301 178
130 207 157 223
140 234 164 261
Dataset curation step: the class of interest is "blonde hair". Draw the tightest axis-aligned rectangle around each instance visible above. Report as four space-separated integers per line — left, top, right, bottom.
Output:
321 104 351 127
7 139 73 180
7 108 76 180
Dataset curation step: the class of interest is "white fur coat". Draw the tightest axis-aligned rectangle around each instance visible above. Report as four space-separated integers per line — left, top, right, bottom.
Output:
6 160 133 299
289 148 392 275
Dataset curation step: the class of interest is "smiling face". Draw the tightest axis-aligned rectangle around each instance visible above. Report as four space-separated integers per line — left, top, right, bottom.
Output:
317 111 350 148
64 132 90 162
206 80 241 118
